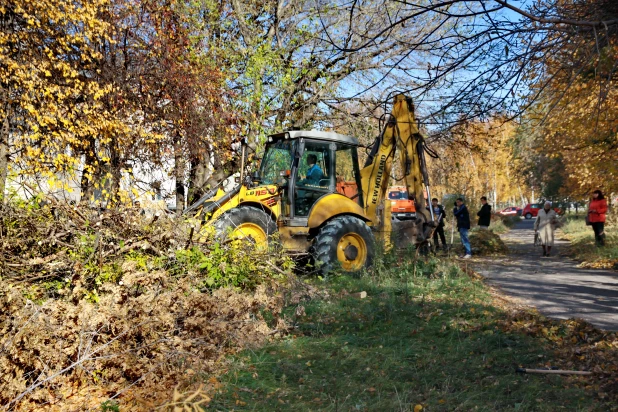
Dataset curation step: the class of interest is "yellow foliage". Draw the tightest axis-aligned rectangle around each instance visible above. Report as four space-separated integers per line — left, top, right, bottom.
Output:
427 119 529 206
539 77 618 193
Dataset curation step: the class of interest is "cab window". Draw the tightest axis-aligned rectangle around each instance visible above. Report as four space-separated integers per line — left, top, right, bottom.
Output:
335 144 360 202
389 191 408 200
294 142 332 216
259 139 295 185
296 143 331 188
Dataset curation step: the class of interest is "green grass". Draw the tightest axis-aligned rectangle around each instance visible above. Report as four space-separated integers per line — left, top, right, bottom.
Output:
560 216 618 268
209 257 601 411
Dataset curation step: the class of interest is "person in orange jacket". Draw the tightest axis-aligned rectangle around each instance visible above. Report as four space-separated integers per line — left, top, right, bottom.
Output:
588 189 608 246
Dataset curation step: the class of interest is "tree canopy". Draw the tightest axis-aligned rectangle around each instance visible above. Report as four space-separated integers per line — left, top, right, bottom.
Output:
1 0 616 205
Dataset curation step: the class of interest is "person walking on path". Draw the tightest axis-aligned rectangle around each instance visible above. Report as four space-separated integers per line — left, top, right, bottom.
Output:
453 198 472 259
477 196 492 229
588 189 608 246
534 201 558 257
429 198 447 250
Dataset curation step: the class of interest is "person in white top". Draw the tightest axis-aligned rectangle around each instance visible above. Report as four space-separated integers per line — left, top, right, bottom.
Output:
534 201 558 257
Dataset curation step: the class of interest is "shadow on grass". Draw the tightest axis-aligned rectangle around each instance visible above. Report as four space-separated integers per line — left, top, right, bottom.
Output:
209 260 601 411
560 217 618 269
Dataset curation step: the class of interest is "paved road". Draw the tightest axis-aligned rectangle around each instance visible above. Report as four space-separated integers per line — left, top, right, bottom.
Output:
473 218 618 331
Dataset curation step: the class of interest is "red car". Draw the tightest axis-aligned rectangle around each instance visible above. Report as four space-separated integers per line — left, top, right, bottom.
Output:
498 206 521 217
522 203 563 219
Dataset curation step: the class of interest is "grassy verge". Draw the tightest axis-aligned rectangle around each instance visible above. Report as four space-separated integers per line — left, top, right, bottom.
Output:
560 216 618 270
209 256 611 411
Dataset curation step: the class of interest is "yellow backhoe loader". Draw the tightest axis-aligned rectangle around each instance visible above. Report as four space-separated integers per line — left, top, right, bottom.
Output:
183 94 436 273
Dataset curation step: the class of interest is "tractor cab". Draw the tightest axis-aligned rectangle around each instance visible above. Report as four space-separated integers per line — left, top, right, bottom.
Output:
259 131 364 221
186 94 431 274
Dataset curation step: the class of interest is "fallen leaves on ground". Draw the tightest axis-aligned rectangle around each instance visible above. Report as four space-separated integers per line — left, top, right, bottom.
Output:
490 295 618 401
577 259 618 270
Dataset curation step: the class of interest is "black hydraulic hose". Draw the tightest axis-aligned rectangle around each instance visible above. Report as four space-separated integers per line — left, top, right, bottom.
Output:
363 114 391 168
200 184 241 216
182 183 241 216
416 138 431 187
182 186 221 216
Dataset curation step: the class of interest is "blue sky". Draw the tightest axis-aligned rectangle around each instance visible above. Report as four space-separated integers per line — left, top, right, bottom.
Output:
332 0 536 129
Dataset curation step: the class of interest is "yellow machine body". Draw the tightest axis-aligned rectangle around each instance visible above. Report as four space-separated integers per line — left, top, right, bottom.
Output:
185 94 434 273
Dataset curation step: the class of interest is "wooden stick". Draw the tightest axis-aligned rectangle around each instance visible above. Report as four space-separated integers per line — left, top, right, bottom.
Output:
516 368 592 375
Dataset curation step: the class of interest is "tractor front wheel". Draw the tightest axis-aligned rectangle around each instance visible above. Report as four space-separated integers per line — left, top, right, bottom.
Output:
214 206 277 248
313 216 374 275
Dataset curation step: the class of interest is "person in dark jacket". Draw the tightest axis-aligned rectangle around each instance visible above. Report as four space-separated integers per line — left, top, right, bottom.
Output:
477 196 492 229
453 198 471 258
429 198 447 250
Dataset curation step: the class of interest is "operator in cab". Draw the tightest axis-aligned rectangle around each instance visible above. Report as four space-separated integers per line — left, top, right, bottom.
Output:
299 154 323 185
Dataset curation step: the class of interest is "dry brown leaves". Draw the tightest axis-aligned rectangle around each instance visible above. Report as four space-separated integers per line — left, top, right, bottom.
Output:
0 275 286 410
487 290 618 402
577 259 618 271
0 201 291 410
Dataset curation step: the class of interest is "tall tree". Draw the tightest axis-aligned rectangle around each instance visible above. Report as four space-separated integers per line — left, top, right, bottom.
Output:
0 0 122 199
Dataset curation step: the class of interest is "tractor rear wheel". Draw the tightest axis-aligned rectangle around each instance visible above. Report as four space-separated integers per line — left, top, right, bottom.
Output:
313 216 374 275
214 206 277 248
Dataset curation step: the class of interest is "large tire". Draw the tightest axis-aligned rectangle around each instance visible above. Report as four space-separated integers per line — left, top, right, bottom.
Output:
214 206 277 247
525 213 532 219
313 216 375 275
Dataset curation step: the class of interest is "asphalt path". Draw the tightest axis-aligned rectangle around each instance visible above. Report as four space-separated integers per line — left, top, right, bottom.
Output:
473 218 618 331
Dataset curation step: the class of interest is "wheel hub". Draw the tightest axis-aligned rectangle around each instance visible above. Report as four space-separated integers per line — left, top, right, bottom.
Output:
230 223 268 248
336 233 368 271
344 244 358 260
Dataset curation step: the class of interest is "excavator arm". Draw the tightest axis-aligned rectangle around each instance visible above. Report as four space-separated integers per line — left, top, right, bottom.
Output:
359 94 436 246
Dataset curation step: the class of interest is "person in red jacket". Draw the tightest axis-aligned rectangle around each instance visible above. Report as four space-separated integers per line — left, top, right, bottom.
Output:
588 189 608 246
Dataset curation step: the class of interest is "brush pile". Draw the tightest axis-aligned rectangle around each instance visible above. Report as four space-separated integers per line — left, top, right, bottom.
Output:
0 198 292 410
469 228 508 255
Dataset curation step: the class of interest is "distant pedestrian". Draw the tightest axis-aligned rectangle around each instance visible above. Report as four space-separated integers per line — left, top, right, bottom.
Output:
429 198 447 250
588 189 608 246
534 201 558 257
477 196 492 229
453 198 471 259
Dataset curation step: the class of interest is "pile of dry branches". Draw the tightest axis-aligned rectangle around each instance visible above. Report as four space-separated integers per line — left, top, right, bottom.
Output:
0 200 181 284
0 199 292 410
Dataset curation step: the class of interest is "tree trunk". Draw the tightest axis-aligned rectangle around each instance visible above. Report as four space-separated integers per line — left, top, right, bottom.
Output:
187 150 210 205
0 106 9 201
108 135 123 207
517 185 526 206
174 137 185 215
79 136 99 205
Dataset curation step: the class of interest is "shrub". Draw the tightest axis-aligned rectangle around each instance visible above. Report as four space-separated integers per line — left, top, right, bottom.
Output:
501 215 521 228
